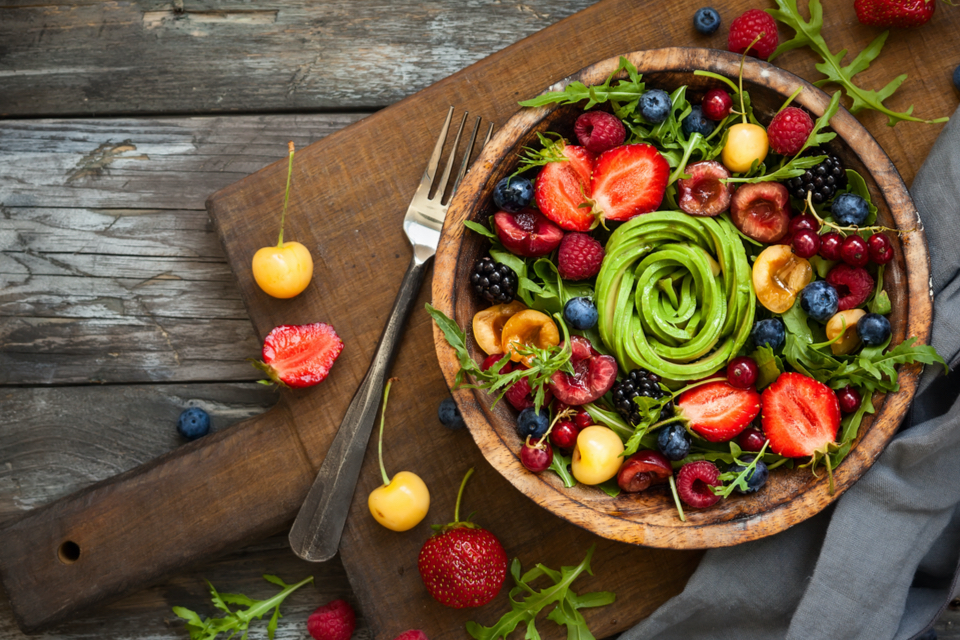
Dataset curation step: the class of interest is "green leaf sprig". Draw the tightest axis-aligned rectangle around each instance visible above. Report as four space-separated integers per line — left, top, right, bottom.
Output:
172 575 314 640
465 545 615 640
518 56 646 111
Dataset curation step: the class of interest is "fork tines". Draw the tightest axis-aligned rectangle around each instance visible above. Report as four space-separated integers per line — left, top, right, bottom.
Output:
422 106 495 206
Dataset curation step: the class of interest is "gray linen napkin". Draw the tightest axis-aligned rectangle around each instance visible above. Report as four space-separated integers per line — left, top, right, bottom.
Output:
624 106 960 640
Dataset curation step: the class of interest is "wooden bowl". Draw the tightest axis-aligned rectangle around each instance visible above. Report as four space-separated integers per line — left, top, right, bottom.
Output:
431 48 932 549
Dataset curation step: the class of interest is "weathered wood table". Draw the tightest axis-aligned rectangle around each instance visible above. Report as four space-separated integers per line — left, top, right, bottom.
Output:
1 1 959 638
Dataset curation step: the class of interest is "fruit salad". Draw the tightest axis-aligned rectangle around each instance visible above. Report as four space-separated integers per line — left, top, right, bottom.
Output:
428 56 944 518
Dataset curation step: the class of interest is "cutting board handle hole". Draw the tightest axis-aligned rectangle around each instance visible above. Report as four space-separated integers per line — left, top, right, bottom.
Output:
58 541 80 564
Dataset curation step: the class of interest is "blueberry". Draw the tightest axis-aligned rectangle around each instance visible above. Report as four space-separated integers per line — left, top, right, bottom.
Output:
693 7 721 35
831 192 869 226
857 313 891 346
752 318 786 350
640 89 672 124
563 297 599 330
492 176 534 213
953 64 960 92
177 407 210 440
517 407 550 439
800 280 839 323
658 423 691 461
915 629 937 640
438 396 466 430
728 458 769 494
681 105 716 137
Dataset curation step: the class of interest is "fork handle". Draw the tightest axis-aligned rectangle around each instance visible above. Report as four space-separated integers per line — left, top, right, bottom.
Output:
289 254 429 562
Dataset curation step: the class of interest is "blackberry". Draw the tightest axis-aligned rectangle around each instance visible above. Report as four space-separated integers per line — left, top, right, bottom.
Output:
786 153 846 204
470 256 517 304
611 368 673 425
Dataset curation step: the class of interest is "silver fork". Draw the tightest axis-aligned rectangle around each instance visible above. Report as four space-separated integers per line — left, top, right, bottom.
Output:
289 107 493 562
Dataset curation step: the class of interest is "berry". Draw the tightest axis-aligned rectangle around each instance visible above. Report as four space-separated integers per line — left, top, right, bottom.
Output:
658 423 692 461
557 233 605 281
591 143 670 222
693 7 722 34
307 600 356 640
786 154 845 204
738 426 767 452
640 89 672 123
840 235 870 267
574 409 593 429
520 439 553 473
493 209 563 257
728 9 779 60
857 313 892 346
954 64 960 92
701 89 733 120
516 407 550 439
534 143 596 231
611 368 671 425
762 372 840 458
438 397 466 430
256 322 344 388
471 256 517 303
681 105 716 137
855 0 937 28
177 407 210 440
563 296 599 330
800 280 839 322
767 107 815 156
751 318 786 350
726 356 759 389
393 631 429 640
826 264 875 311
550 419 581 450
819 232 843 261
574 111 626 154
831 193 870 226
837 385 862 414
677 381 761 443
788 214 820 235
617 451 672 493
676 461 721 508
868 233 894 264
728 457 769 494
791 229 821 259
730 182 791 243
492 176 534 213
677 160 734 217
548 335 618 405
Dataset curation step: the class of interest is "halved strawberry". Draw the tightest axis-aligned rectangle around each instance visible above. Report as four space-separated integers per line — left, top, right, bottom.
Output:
255 322 343 388
761 372 840 458
676 381 760 443
534 144 596 232
591 144 669 222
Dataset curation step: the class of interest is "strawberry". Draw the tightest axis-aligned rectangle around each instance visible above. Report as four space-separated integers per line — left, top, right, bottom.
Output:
534 143 596 232
590 143 669 222
676 381 761 443
254 322 344 388
855 0 937 28
418 469 507 609
307 599 355 640
761 372 840 458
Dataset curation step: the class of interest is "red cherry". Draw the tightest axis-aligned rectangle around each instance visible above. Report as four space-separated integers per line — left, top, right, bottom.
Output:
520 438 553 473
819 232 843 261
726 356 759 389
617 451 673 493
840 235 869 267
867 233 894 264
549 420 580 450
737 427 767 451
788 214 819 235
791 229 821 259
574 409 593 430
702 89 733 121
836 385 862 414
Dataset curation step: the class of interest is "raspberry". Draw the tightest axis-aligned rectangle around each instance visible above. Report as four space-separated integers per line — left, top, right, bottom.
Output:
393 631 429 640
574 111 626 154
676 461 721 509
556 232 605 280
728 9 779 60
767 107 814 156
307 600 355 640
826 264 875 311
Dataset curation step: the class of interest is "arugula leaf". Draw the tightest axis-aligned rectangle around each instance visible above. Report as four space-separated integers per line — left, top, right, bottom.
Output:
714 441 771 498
831 392 876 467
464 219 496 240
549 451 577 488
751 345 784 389
767 0 948 126
173 575 313 640
465 546 615 640
518 57 645 110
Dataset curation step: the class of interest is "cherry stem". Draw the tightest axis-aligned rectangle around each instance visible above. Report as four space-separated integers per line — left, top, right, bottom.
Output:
536 406 576 448
453 467 474 524
825 453 835 496
669 475 686 522
803 191 910 237
737 35 763 125
377 377 399 486
277 141 295 248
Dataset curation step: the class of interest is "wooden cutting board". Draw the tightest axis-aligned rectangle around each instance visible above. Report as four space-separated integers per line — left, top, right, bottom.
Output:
0 0 953 637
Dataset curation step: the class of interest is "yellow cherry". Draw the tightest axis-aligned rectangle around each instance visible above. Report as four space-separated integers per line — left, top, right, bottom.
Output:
722 123 769 174
252 141 314 299
571 426 624 485
368 471 430 532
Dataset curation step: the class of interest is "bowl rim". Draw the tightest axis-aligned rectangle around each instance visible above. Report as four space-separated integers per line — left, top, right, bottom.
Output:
431 47 932 549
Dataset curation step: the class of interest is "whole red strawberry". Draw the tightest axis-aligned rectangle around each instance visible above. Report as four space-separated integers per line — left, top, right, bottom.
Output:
767 107 815 156
418 468 507 609
728 8 779 60
855 0 936 28
307 599 355 640
557 232 605 280
254 322 344 388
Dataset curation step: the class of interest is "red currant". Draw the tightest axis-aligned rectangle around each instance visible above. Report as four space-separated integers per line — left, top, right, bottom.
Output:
868 233 894 264
840 235 869 267
738 427 767 451
549 420 580 450
727 356 759 389
702 89 733 121
520 438 553 473
819 232 843 261
791 229 821 259
836 385 862 414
